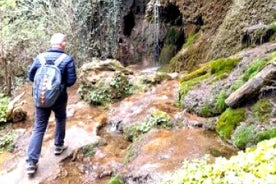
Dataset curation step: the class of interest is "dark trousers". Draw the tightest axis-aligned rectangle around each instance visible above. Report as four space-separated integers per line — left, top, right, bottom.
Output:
27 98 67 164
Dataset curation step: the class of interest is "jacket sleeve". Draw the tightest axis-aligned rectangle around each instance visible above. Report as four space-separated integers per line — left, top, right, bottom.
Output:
65 57 77 87
28 57 40 82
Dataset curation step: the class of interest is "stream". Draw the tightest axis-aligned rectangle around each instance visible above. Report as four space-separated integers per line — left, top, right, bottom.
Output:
0 69 237 184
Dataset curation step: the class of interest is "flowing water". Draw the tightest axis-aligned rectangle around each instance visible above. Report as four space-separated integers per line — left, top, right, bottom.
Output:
0 72 237 184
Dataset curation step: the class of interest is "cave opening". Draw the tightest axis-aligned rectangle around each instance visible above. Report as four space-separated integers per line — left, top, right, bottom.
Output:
161 3 182 25
123 11 135 37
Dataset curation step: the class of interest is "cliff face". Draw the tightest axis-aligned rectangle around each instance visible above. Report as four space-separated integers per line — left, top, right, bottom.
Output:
118 0 275 70
209 0 276 60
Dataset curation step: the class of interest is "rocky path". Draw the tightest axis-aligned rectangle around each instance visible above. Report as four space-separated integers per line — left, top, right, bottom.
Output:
0 126 100 184
0 83 106 184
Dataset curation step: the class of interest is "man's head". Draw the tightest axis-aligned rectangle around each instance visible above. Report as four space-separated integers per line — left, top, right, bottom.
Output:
50 33 66 50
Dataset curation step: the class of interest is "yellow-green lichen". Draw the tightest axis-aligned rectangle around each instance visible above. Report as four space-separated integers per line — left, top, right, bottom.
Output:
215 108 246 140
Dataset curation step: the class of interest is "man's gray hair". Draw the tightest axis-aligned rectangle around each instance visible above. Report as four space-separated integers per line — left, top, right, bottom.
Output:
50 33 66 46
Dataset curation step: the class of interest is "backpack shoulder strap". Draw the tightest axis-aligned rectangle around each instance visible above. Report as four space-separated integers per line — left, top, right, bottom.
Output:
38 54 47 65
54 53 67 67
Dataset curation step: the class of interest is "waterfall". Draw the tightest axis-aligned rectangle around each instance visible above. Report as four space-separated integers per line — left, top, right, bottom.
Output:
153 0 160 64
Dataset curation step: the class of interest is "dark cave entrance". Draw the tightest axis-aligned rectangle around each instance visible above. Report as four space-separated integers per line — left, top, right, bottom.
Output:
123 11 135 37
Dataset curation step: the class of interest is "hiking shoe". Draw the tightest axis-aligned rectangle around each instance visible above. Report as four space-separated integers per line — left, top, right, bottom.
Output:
54 145 68 155
26 162 37 175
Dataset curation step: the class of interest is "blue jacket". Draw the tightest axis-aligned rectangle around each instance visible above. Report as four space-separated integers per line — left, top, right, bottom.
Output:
28 48 77 104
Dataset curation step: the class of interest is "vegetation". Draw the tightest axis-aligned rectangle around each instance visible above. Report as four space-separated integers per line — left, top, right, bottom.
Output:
108 175 123 184
231 58 267 92
123 109 172 141
179 73 210 102
252 98 272 123
124 144 136 163
179 63 209 82
89 72 131 105
160 138 276 184
0 130 16 152
256 127 276 143
182 33 198 49
269 21 276 31
215 108 246 140
210 57 240 79
232 124 255 149
0 94 10 123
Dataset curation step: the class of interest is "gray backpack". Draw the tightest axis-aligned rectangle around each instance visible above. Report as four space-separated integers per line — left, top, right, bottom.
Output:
33 53 67 108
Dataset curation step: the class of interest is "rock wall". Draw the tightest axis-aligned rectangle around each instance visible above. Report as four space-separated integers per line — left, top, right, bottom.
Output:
209 0 276 60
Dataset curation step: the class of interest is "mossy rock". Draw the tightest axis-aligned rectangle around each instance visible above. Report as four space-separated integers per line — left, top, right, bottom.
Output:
215 108 246 140
210 57 241 77
159 44 177 65
256 127 276 143
252 98 272 123
232 123 255 149
179 63 209 82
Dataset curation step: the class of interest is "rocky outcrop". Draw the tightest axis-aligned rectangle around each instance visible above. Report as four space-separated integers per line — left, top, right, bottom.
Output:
209 0 275 60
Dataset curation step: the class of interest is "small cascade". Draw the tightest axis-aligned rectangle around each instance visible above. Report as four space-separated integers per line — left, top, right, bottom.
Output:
153 0 161 64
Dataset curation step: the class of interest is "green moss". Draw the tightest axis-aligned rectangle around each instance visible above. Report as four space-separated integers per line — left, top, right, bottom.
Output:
269 22 276 31
108 175 123 184
198 90 228 117
182 33 199 49
123 144 137 163
0 131 16 152
199 103 213 117
252 99 272 123
214 90 228 114
230 58 268 92
159 45 176 65
164 27 182 45
179 63 209 82
169 46 199 72
256 127 276 143
230 79 244 92
179 73 210 102
0 93 10 123
215 108 246 140
232 124 255 149
267 52 276 64
123 110 172 141
210 58 241 77
241 59 267 81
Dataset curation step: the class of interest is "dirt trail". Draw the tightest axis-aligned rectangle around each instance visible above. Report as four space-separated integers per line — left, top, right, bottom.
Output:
0 83 106 184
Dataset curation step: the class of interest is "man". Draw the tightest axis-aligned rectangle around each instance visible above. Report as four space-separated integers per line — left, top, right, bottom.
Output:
26 33 77 175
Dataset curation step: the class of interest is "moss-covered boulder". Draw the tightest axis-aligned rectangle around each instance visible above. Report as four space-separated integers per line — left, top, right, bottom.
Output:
215 108 246 140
